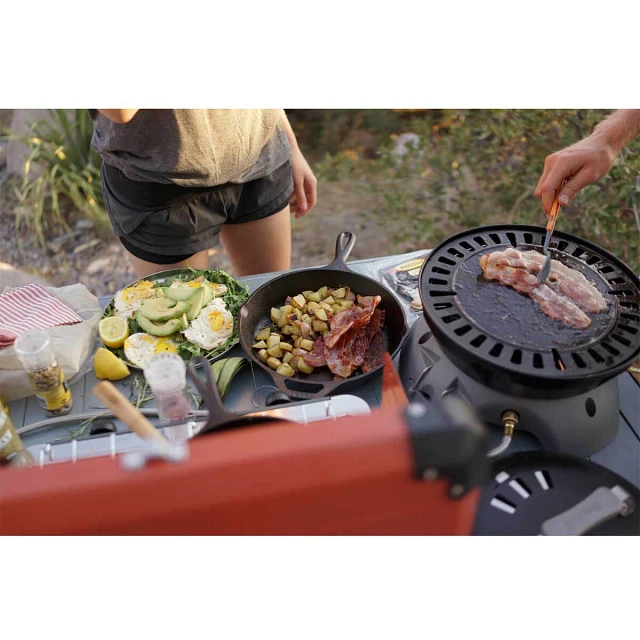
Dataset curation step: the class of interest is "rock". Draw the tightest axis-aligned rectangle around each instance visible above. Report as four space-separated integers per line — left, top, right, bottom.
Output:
47 234 71 254
74 219 94 231
86 257 111 275
392 133 422 157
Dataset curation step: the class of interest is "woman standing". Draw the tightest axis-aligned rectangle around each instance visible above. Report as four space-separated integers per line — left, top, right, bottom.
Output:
91 109 317 278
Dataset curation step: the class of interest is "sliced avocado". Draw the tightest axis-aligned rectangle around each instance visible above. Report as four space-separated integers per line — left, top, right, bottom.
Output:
179 313 189 331
163 286 203 302
139 298 190 322
202 282 215 306
186 287 206 321
135 310 182 337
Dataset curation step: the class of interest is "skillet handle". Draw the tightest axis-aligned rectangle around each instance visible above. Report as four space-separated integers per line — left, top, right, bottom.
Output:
186 356 227 419
325 231 356 271
272 372 335 400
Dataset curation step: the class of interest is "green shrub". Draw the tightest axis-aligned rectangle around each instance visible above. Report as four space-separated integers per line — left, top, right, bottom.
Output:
5 109 108 244
316 110 639 272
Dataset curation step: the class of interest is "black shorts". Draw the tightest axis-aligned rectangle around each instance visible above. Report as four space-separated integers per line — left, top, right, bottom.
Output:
101 160 293 264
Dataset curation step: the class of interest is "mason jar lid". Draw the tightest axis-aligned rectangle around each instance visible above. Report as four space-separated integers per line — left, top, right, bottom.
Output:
143 352 187 394
14 329 56 370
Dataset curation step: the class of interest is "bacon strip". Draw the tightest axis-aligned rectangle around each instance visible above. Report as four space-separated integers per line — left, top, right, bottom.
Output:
325 295 381 348
361 331 384 373
498 248 608 313
480 251 592 329
303 337 327 367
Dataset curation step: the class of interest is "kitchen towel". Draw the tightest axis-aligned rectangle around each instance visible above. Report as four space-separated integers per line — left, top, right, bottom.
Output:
0 283 84 347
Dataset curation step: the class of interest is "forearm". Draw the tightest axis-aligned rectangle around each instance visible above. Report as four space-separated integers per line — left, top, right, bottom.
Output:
591 109 640 153
97 109 139 124
279 111 300 151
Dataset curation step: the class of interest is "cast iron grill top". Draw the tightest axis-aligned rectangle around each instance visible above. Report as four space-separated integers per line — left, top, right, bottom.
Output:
420 225 640 382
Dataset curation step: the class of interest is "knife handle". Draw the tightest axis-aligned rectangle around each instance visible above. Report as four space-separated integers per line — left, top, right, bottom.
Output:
93 381 164 442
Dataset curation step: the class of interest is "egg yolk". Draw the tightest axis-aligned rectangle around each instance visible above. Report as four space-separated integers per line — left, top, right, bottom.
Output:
123 280 154 303
154 340 178 354
208 312 225 331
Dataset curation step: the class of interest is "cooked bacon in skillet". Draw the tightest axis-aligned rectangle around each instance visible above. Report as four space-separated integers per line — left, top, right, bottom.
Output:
361 331 384 373
303 337 327 367
480 251 592 329
497 248 608 313
324 295 381 348
323 302 386 378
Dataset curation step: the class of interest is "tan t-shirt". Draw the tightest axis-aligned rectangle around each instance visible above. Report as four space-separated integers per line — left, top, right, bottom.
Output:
90 109 291 187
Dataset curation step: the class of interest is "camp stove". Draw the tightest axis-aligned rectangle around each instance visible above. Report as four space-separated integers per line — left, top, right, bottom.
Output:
399 315 620 456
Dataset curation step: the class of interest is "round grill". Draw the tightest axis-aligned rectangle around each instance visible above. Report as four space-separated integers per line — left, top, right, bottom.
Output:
420 225 640 397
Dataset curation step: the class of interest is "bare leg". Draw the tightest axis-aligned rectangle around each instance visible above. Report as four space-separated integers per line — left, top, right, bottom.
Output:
220 205 291 276
125 249 209 279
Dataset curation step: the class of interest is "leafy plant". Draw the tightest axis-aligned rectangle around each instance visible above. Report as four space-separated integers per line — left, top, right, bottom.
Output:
5 109 108 244
314 110 640 272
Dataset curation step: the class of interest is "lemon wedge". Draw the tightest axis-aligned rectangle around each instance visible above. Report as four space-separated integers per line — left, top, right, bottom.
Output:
99 316 129 349
94 347 130 380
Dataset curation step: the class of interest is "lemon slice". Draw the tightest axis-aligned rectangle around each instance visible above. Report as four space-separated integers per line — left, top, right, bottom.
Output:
99 316 129 349
94 347 130 380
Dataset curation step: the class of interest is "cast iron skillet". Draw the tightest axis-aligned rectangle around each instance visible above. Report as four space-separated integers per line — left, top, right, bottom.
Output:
238 231 409 399
187 356 289 436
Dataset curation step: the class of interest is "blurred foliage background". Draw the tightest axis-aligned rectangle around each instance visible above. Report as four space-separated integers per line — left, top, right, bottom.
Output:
3 109 639 272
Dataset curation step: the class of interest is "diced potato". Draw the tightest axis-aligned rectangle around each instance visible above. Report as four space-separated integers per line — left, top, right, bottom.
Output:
317 286 329 299
281 325 293 336
306 301 320 312
308 329 317 340
312 320 328 332
276 363 294 377
266 356 282 370
276 314 289 328
280 304 294 317
267 334 281 349
297 360 314 375
300 339 314 351
267 345 284 358
292 294 307 309
321 331 329 339
313 308 328 322
255 327 271 342
340 300 354 309
293 337 302 349
320 302 333 313
322 296 335 305
302 290 315 300
306 291 321 302
292 348 307 357
282 351 294 364
331 287 346 299
331 304 342 315
270 307 280 322
301 314 312 323
252 340 267 349
258 349 269 362
290 324 301 336
279 342 293 352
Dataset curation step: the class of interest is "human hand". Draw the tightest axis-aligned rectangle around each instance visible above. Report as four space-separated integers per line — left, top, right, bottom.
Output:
535 135 618 215
289 148 318 218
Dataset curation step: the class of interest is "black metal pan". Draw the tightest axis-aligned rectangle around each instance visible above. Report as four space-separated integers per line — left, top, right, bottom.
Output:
187 357 289 436
238 232 409 399
419 224 640 398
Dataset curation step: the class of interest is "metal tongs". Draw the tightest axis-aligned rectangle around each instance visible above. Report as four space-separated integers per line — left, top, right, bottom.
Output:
536 181 566 285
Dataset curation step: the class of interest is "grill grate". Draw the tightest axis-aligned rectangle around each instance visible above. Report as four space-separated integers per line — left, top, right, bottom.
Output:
420 225 640 395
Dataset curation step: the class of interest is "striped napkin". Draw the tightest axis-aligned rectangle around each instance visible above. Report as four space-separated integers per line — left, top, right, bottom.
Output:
0 284 84 348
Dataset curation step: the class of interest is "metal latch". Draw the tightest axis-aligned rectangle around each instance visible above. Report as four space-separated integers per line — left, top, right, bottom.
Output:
540 485 635 535
120 439 189 472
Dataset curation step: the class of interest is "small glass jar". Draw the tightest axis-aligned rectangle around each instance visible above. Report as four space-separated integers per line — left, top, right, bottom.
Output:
143 352 192 423
14 329 73 417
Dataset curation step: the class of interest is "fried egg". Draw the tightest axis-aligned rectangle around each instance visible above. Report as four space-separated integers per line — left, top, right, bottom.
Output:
182 298 234 350
124 333 179 368
114 280 156 319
